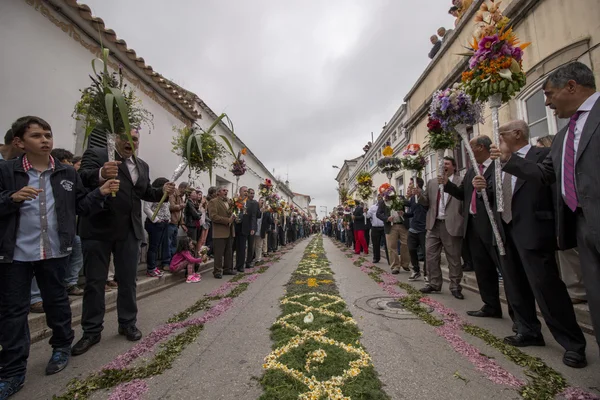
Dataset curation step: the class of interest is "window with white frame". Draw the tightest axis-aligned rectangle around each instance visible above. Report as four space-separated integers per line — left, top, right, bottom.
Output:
519 84 569 141
396 175 404 195
424 153 437 183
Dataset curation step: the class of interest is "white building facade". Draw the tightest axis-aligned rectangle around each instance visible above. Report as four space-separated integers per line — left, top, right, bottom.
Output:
0 0 296 202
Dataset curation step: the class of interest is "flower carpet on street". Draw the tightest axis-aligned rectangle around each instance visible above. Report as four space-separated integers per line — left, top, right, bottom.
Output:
260 235 389 400
331 239 599 400
52 243 301 400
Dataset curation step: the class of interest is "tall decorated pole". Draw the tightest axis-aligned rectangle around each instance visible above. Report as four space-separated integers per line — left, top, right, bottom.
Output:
400 144 426 182
377 141 401 184
74 46 153 197
456 124 505 255
461 0 531 213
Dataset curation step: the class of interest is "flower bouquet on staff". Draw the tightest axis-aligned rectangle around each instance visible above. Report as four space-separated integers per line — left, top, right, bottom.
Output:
356 171 374 202
460 0 530 212
379 183 407 222
259 178 275 198
400 144 427 178
73 45 153 197
229 196 245 223
377 141 403 180
429 85 484 215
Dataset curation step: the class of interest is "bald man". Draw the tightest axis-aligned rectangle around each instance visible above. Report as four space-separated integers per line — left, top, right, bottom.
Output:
495 120 586 368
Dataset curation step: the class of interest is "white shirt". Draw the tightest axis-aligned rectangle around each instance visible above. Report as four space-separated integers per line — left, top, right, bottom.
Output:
437 175 454 220
367 203 385 227
503 144 531 193
561 92 600 200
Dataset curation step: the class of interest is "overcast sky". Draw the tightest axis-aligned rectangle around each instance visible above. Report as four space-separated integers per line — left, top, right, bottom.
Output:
85 0 454 217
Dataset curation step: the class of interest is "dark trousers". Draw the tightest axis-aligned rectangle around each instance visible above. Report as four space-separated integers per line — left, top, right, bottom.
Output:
408 230 427 274
371 227 386 262
167 223 178 261
466 217 504 315
144 220 169 270
365 228 371 247
576 209 600 349
235 234 248 271
81 230 141 334
245 234 255 266
278 227 285 246
0 257 74 378
501 222 585 353
268 230 277 251
213 236 233 276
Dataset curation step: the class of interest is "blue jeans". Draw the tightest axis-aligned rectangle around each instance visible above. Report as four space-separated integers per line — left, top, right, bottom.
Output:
0 257 74 378
64 235 83 287
144 220 170 271
168 224 178 261
31 236 83 303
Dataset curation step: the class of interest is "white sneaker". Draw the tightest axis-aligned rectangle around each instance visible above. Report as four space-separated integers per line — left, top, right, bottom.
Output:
424 276 429 282
408 272 421 281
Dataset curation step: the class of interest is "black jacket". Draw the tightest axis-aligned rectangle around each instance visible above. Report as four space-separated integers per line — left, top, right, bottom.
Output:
78 147 164 241
0 156 105 263
353 206 367 231
260 211 273 238
445 161 497 243
405 196 428 232
184 199 202 228
235 198 259 236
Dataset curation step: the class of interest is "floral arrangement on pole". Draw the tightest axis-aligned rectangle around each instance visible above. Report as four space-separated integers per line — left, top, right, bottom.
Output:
73 46 153 197
400 144 427 178
356 171 374 202
231 148 247 176
258 178 275 198
429 85 485 215
377 141 403 182
460 0 530 103
378 183 406 214
460 0 530 212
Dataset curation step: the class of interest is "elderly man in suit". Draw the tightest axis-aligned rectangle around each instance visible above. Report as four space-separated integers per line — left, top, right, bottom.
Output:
492 61 600 352
419 156 465 299
443 135 506 318
208 186 236 279
72 129 175 356
493 119 587 368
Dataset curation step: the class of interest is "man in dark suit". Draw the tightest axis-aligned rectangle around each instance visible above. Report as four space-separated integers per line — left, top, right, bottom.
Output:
492 62 600 353
72 129 175 356
443 135 506 318
235 186 258 271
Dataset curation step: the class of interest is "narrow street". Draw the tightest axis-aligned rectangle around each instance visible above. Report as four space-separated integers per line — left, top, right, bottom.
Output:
16 236 599 400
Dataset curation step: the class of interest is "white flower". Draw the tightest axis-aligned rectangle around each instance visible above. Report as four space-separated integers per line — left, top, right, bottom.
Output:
304 312 314 324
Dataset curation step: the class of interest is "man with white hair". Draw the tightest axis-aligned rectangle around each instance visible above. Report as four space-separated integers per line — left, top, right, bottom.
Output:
494 119 586 368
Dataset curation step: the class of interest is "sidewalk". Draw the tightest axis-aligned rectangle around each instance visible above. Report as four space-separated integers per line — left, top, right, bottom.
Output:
28 261 214 344
365 242 595 335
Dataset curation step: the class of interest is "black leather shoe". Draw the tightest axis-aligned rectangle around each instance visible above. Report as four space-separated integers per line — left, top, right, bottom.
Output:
466 309 502 318
451 290 464 299
45 347 70 375
391 270 400 275
118 325 142 341
214 274 223 279
503 334 545 347
372 259 380 263
223 271 237 276
72 334 101 356
236 268 245 273
563 351 587 368
420 285 441 294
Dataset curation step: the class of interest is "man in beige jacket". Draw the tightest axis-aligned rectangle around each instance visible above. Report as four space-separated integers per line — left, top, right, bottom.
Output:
207 186 236 279
419 156 465 299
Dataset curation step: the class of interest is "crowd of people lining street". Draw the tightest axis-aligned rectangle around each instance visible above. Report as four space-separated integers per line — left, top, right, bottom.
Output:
0 116 316 399
322 62 600 371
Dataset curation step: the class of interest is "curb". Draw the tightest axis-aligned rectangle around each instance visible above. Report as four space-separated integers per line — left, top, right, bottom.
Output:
29 261 215 344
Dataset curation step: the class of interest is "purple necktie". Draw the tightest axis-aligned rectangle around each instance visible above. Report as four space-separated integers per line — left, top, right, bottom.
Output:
563 111 583 211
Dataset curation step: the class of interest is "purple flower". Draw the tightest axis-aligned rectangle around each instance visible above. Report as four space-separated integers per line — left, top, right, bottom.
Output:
478 35 499 52
511 46 523 61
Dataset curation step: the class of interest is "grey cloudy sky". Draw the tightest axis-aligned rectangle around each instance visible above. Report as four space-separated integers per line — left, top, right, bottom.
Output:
85 0 455 216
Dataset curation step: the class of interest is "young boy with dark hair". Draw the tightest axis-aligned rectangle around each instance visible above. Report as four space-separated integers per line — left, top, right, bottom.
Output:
0 116 119 399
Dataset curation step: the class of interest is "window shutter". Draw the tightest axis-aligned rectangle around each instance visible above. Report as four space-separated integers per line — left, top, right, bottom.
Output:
87 128 107 149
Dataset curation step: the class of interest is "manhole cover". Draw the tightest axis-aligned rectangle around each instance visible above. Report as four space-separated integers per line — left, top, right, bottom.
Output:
354 295 433 320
